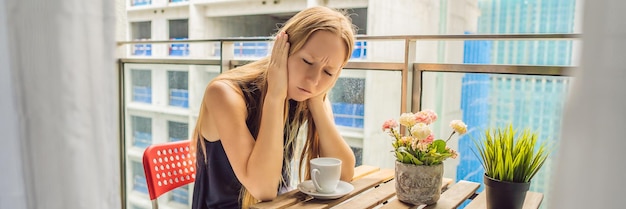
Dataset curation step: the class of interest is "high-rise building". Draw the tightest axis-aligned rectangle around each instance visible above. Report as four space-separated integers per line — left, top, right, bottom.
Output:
458 0 577 208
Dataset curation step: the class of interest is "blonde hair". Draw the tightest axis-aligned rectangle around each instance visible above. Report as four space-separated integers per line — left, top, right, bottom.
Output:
191 6 356 209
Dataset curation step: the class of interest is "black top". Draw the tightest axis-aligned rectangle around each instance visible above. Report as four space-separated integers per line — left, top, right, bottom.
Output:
191 139 242 209
191 81 297 209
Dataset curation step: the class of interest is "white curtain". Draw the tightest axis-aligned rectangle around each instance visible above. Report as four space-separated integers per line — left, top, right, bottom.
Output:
0 0 120 209
549 0 626 208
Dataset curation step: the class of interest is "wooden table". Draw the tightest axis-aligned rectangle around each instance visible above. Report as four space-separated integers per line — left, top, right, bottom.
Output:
251 165 543 209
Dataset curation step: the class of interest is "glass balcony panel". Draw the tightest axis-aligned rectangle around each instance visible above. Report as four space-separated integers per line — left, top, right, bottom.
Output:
123 63 220 209
335 69 403 170
421 71 573 209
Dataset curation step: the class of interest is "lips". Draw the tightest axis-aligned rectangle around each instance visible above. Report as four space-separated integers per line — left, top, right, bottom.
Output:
298 87 312 94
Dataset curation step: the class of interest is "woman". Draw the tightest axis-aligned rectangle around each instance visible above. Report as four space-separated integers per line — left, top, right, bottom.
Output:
191 6 357 209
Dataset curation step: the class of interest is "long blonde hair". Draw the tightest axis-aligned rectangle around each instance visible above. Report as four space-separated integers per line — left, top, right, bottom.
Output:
191 6 356 208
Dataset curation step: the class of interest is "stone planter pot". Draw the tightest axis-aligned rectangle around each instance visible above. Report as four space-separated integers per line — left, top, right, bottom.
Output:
395 161 443 205
484 174 530 209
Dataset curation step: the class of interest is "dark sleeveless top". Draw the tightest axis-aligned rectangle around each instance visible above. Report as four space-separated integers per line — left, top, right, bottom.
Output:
192 81 297 209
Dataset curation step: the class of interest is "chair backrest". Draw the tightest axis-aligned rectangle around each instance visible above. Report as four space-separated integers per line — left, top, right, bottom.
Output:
142 140 196 202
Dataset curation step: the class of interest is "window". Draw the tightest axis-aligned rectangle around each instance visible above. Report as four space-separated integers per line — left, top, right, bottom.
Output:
167 71 189 108
131 69 151 104
169 19 189 56
131 0 151 6
168 121 188 142
350 146 363 167
132 161 148 194
169 185 190 204
132 116 152 149
329 78 365 128
131 21 151 56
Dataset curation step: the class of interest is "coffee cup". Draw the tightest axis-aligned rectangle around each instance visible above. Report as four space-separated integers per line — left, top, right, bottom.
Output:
310 157 342 194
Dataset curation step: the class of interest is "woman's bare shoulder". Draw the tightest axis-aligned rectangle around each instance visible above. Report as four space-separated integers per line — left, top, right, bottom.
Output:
199 80 248 142
205 80 246 109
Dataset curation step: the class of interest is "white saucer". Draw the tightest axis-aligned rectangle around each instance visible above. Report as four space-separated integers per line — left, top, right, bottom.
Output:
297 180 354 200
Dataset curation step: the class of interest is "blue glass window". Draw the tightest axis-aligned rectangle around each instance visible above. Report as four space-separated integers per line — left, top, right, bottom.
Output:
132 116 152 149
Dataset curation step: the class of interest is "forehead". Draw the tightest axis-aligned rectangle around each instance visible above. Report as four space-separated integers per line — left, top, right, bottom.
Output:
299 30 347 68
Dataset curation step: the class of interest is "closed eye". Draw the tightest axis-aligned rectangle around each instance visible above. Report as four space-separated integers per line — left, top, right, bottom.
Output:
303 58 333 76
302 58 312 65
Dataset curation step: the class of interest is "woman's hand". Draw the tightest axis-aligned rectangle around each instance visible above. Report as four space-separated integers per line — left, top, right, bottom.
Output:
308 91 326 108
267 32 290 100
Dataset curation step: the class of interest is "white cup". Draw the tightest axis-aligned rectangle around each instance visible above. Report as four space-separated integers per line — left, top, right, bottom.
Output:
310 157 342 194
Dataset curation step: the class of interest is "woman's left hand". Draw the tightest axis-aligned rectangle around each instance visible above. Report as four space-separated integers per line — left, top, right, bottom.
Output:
308 92 326 107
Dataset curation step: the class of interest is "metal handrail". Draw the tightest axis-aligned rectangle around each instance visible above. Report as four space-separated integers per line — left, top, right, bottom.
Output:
117 34 580 45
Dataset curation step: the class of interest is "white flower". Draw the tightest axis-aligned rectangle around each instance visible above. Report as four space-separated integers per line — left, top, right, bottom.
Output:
399 113 417 127
410 123 431 140
450 120 468 134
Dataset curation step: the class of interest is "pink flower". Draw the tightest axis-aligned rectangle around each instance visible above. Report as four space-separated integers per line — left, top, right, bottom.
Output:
382 119 399 131
422 109 438 123
414 111 433 124
401 136 414 145
447 148 459 159
412 140 429 152
423 133 435 143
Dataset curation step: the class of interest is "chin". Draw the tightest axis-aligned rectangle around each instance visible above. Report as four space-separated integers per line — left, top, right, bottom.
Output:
288 96 308 102
287 90 310 102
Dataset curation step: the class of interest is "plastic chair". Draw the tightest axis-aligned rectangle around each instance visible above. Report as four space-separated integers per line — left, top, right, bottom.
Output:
142 140 196 209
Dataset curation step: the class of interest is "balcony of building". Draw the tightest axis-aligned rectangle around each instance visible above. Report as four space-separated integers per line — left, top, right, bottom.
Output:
2 1 626 209
114 33 578 209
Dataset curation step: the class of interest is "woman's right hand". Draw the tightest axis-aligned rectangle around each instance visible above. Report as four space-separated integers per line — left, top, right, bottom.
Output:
267 32 290 100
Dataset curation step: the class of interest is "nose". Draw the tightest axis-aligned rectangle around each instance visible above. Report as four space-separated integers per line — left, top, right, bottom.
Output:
305 67 322 86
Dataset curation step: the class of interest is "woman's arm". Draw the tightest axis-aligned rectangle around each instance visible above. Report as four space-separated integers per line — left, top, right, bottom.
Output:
205 81 285 201
205 32 290 201
308 97 356 182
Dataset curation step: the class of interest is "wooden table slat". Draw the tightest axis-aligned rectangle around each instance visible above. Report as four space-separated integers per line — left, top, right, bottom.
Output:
352 165 380 181
441 178 454 192
250 189 311 209
380 180 479 209
251 165 381 209
464 191 544 209
424 180 480 209
284 169 395 209
379 198 413 209
333 179 398 209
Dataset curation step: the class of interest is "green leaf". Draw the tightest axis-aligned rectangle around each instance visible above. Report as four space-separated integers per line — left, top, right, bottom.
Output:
395 151 403 161
407 154 424 165
432 139 447 153
472 124 552 183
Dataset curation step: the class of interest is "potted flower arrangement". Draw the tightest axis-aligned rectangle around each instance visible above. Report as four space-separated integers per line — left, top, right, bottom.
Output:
382 109 467 205
472 124 551 209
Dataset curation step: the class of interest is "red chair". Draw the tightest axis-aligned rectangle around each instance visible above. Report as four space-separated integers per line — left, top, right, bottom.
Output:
142 140 196 209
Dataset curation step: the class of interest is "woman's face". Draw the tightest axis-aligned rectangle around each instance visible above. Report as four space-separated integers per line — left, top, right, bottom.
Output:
286 30 347 102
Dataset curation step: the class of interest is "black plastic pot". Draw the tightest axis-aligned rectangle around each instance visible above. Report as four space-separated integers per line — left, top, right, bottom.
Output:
483 174 530 209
